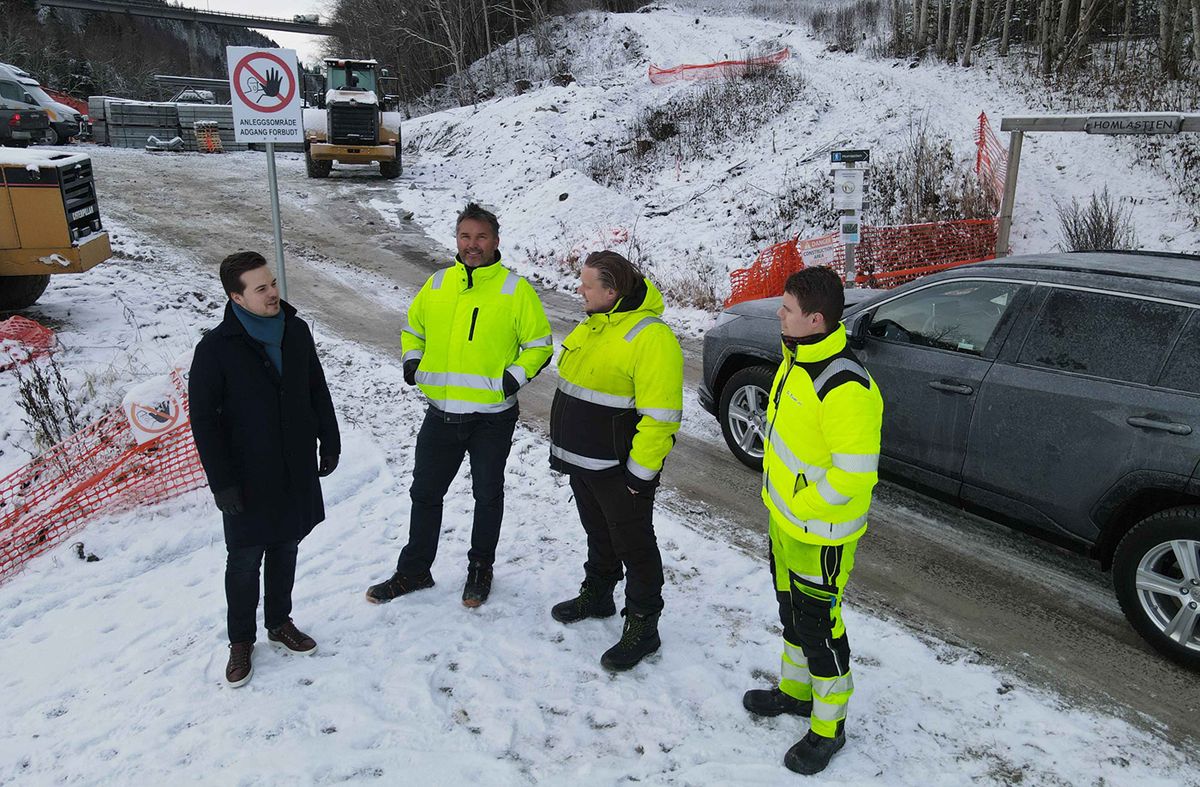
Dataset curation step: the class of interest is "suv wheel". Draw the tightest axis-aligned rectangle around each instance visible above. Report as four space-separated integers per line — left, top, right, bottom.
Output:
718 365 774 471
1113 506 1200 669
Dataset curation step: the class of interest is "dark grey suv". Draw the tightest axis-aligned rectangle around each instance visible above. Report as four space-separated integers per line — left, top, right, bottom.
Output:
700 252 1200 668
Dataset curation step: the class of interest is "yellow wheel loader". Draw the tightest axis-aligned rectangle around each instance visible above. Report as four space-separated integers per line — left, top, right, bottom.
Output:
304 59 401 179
0 148 111 310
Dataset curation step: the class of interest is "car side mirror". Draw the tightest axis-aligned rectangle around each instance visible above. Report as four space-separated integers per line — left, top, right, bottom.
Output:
23 93 34 104
849 312 872 349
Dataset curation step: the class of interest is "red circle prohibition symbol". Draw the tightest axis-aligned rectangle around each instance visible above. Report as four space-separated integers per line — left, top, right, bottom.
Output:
233 52 296 113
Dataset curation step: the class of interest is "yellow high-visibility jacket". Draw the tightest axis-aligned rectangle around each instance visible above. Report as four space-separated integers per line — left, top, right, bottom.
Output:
401 255 552 415
549 278 683 493
762 323 884 545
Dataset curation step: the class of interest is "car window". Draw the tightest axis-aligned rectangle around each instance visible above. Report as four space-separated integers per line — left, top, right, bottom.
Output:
1158 310 1200 394
0 82 23 102
867 280 1022 356
1018 288 1190 385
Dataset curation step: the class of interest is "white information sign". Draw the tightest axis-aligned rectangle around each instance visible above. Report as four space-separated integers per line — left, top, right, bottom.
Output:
833 168 866 211
226 47 304 143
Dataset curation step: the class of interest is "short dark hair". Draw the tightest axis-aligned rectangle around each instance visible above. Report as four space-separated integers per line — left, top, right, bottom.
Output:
784 266 845 327
584 250 642 299
456 202 500 236
219 251 269 296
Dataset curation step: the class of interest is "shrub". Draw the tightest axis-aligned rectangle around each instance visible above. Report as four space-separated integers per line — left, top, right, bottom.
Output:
1056 188 1138 251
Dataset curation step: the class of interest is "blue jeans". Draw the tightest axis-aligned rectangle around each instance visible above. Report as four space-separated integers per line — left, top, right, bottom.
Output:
395 407 518 575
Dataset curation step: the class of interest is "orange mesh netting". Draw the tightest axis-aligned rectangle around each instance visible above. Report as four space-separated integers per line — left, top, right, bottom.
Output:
0 316 57 372
725 114 1008 307
649 47 790 85
975 111 1007 205
0 379 206 584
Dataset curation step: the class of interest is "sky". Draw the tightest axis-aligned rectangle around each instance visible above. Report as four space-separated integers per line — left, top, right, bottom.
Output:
201 0 328 66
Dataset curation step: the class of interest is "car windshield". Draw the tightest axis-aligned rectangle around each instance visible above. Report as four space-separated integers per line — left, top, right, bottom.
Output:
25 85 53 105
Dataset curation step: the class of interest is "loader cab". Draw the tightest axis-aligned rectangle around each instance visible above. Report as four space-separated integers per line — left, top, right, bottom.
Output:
325 59 378 96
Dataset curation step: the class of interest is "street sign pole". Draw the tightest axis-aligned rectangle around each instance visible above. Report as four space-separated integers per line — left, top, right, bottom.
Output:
227 46 304 304
265 141 287 300
831 149 868 289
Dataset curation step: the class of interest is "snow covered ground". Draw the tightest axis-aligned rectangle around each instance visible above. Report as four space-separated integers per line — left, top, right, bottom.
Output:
1 220 1196 784
376 3 1197 318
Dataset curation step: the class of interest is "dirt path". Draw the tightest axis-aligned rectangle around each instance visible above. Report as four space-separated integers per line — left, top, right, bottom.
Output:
87 147 1200 753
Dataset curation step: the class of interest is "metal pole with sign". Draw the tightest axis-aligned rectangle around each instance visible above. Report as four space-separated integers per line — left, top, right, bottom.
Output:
226 46 305 301
831 149 869 288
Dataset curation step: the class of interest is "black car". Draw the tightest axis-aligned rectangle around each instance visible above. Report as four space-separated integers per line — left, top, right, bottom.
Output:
0 106 48 147
701 252 1200 668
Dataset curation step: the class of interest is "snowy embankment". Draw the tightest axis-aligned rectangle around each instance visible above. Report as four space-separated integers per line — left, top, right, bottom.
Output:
377 4 1197 323
0 222 1193 783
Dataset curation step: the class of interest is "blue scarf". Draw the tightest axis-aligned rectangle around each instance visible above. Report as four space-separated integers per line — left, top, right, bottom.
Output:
232 301 284 374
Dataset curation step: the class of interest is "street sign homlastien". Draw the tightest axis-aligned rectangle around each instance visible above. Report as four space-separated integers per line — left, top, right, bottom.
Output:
227 46 303 299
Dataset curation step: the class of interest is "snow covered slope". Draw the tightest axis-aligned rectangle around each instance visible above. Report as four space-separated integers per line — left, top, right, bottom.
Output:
381 4 1197 315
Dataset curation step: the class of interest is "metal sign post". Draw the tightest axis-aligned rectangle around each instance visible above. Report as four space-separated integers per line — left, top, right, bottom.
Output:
832 149 869 288
226 46 305 301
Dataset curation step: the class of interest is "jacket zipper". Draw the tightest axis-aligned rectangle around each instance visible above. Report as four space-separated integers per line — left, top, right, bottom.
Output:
468 307 479 341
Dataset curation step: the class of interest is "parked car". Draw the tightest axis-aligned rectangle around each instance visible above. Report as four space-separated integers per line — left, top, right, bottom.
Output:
701 252 1200 669
0 104 49 147
0 63 84 145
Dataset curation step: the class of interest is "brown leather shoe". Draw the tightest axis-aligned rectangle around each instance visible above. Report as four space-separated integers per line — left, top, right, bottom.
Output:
267 619 317 654
226 642 254 688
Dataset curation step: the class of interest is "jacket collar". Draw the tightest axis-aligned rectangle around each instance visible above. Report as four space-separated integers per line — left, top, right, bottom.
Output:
217 299 296 337
783 323 847 363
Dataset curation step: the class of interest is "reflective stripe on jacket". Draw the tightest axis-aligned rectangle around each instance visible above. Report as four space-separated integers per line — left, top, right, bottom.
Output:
549 278 683 492
401 255 553 415
761 323 883 545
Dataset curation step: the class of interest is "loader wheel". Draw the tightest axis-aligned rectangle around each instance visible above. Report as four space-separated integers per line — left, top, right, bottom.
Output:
379 157 400 179
0 275 51 311
305 148 331 178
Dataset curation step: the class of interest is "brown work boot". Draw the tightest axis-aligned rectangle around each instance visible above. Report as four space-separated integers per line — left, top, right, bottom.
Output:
267 619 317 654
226 642 254 688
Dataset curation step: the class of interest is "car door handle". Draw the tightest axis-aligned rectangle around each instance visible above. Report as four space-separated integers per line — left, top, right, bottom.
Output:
1127 416 1193 436
928 380 974 395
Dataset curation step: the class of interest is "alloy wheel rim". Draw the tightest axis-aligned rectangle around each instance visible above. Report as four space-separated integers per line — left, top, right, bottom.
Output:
727 384 767 458
1134 538 1200 653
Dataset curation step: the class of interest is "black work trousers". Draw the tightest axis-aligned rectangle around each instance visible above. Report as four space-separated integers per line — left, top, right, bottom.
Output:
396 407 518 576
226 539 299 644
570 472 664 616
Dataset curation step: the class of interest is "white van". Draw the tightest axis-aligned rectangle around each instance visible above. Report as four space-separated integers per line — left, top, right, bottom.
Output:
0 63 84 145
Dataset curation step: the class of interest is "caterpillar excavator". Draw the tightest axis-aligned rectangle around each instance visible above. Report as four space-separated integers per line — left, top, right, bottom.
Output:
0 148 111 310
304 58 401 179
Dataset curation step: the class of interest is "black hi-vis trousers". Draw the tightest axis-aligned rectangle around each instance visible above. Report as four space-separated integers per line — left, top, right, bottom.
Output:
570 472 665 616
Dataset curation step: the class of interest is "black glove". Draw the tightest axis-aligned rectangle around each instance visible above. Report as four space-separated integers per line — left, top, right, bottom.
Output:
403 359 419 386
318 454 339 477
213 486 244 515
502 370 521 398
623 468 658 497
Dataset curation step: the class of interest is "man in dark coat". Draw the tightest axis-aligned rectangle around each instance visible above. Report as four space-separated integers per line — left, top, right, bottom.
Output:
189 251 340 688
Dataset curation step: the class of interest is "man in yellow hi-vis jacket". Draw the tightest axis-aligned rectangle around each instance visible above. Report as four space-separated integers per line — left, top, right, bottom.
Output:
743 266 883 775
366 203 552 608
548 250 683 672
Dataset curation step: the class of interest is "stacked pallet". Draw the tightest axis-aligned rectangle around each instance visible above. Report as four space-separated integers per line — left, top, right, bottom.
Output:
176 104 247 152
103 101 181 149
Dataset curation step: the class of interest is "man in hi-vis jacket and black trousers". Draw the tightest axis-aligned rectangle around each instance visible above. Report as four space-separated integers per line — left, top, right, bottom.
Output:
189 251 341 689
548 250 684 672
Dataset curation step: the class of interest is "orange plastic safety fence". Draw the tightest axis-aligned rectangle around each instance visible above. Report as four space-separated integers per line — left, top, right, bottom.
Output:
648 47 791 85
725 219 998 307
0 316 56 371
975 112 1008 206
0 395 206 584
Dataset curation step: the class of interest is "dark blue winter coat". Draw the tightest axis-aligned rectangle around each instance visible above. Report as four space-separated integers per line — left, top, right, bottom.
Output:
188 300 340 548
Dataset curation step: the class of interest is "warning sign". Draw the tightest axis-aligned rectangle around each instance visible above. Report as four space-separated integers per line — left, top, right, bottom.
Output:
226 47 304 143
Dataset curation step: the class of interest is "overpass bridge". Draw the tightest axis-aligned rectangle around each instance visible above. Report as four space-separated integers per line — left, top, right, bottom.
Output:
36 0 336 36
